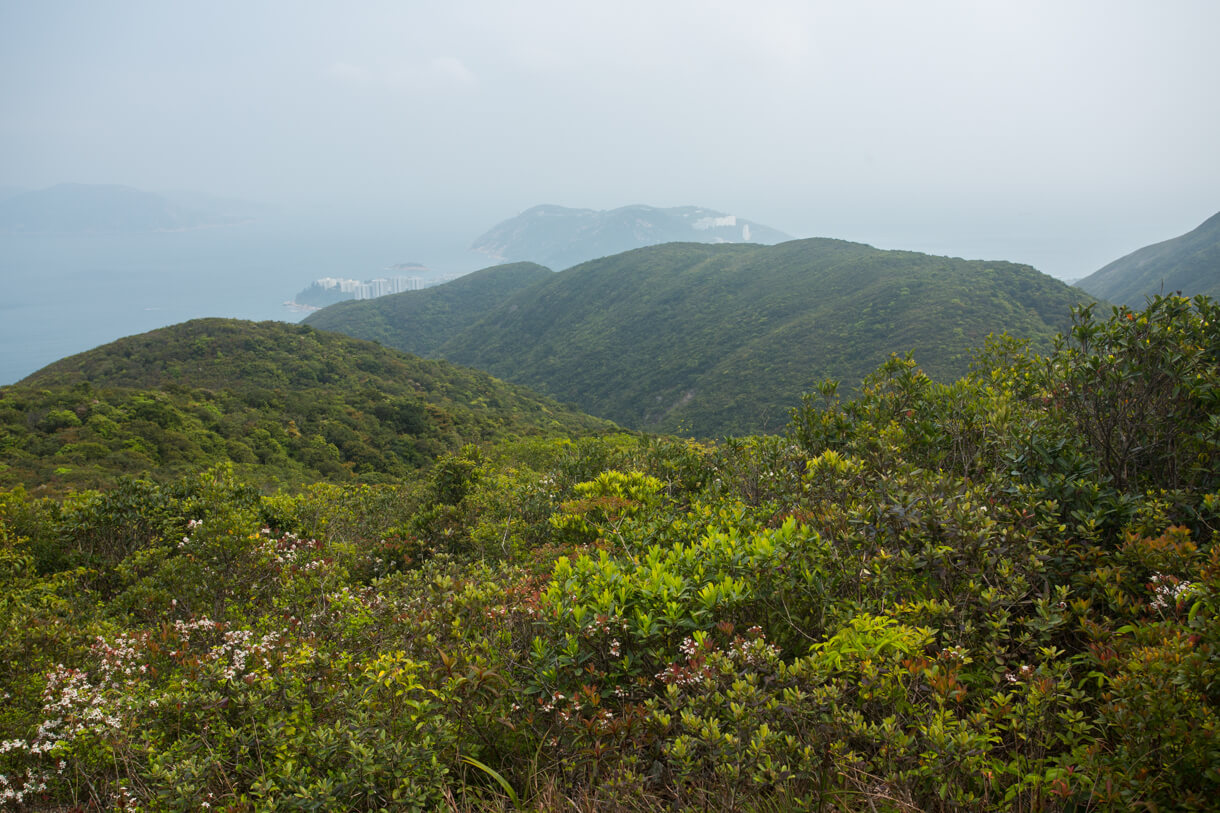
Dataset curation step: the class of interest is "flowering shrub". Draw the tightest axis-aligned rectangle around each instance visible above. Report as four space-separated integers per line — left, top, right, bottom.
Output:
3 299 1220 809
3 587 460 810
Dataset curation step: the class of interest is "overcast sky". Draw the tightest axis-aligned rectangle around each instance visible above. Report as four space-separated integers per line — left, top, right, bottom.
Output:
2 0 1217 278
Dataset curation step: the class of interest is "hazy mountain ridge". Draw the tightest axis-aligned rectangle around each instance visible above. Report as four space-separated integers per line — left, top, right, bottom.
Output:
308 238 1095 436
471 203 791 269
1076 211 1220 306
4 318 613 492
0 183 255 234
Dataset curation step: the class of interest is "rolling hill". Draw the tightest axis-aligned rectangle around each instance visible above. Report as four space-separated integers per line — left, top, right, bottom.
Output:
304 262 554 354
471 203 791 269
2 319 614 492
306 238 1096 436
1076 211 1220 306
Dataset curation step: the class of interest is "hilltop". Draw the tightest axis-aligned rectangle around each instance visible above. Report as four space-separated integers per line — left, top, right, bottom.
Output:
471 203 791 269
2 318 614 492
1076 211 1220 306
308 238 1095 436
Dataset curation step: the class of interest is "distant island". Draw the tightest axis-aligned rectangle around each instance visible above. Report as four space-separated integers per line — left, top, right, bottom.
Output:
289 202 793 312
0 183 258 234
471 203 792 269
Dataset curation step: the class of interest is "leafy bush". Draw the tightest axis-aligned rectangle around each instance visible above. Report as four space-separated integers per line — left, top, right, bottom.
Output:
4 298 1220 810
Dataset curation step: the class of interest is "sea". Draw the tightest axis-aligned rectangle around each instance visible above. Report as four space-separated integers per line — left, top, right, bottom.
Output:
0 216 485 385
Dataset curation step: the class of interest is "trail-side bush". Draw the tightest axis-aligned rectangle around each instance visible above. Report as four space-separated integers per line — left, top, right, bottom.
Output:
788 355 1034 484
7 300 1220 810
0 503 102 805
548 469 666 546
529 515 829 705
1044 295 1220 496
3 620 457 811
55 476 180 595
1074 526 1220 810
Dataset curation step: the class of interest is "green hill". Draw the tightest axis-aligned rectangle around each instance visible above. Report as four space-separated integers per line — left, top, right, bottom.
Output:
2 298 1217 811
303 261 553 354
1076 211 1220 306
1 318 614 492
308 238 1095 436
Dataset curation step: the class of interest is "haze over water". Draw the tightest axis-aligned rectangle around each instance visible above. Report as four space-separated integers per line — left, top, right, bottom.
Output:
0 216 485 384
2 2 1217 383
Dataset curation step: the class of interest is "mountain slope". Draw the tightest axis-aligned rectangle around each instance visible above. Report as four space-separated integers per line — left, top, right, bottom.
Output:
303 262 553 353
3 319 614 492
311 239 1095 436
471 204 791 269
1076 211 1220 306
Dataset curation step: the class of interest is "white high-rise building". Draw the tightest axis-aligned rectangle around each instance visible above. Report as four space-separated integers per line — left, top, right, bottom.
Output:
304 274 428 303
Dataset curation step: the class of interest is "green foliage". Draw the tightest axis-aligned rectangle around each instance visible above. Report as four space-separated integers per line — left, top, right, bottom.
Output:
1043 295 1220 493
548 469 665 544
310 238 1093 436
4 298 1220 810
305 261 554 354
1 319 615 493
1069 525 1220 810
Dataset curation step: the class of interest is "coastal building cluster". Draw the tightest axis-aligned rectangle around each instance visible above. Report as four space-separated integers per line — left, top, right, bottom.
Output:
289 266 467 312
314 275 423 300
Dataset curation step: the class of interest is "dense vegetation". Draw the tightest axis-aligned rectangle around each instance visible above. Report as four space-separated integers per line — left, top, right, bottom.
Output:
2 295 1217 810
305 263 554 355
1077 210 1220 306
311 239 1094 436
1 319 614 493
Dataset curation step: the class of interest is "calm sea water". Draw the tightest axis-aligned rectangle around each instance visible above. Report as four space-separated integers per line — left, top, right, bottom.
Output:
0 217 484 385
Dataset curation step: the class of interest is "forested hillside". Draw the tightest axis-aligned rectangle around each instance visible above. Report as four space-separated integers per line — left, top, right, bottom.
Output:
2 296 1218 810
310 238 1095 436
2 319 614 493
304 262 554 354
1077 211 1220 306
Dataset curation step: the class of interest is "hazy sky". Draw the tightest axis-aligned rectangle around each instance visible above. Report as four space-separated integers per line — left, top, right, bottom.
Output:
2 0 1218 278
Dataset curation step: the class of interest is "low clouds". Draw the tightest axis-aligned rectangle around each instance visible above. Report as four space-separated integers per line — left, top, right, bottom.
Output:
1 1 1217 279
326 56 477 93
327 62 372 84
427 57 476 87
